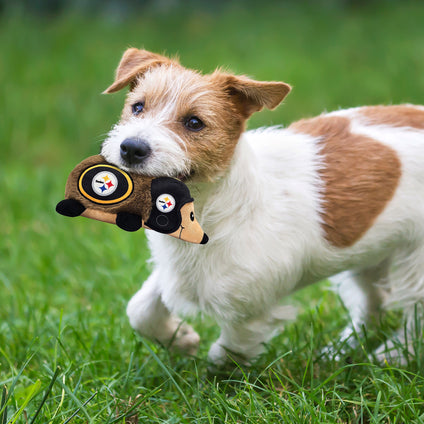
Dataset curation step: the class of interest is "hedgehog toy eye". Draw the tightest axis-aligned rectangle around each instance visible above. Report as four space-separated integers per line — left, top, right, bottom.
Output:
190 211 195 221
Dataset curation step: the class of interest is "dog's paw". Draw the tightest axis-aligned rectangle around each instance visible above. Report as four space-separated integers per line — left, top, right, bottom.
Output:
168 322 200 356
207 342 251 369
321 344 344 362
321 326 360 362
208 342 228 367
374 340 408 366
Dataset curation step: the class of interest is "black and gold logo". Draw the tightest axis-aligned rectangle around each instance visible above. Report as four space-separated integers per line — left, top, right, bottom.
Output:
78 164 133 204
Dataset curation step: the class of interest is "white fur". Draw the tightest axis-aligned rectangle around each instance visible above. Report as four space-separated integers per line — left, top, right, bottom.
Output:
102 116 190 177
118 105 424 364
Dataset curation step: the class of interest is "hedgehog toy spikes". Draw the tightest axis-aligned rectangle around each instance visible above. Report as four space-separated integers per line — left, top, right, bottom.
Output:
56 155 208 245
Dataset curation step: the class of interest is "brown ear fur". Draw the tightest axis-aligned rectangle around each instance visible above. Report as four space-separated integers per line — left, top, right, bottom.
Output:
213 72 291 118
103 48 177 94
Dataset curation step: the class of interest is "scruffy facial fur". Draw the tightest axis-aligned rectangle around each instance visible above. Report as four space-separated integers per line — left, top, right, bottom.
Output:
101 48 290 181
103 49 424 367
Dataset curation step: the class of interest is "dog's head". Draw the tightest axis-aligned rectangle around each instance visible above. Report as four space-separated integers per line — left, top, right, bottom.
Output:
101 48 291 181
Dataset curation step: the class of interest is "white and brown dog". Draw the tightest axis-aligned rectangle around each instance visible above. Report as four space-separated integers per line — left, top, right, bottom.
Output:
101 48 424 365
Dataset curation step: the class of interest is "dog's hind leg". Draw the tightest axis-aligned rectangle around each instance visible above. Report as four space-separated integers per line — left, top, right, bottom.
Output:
325 260 389 357
375 241 424 364
126 269 200 355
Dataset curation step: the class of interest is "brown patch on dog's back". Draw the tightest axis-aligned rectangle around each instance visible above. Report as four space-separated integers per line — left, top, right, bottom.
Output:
290 116 401 247
359 105 424 130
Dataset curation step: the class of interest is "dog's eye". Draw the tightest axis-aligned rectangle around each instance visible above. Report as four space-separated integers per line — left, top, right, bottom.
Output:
184 116 205 132
132 102 145 116
190 211 195 221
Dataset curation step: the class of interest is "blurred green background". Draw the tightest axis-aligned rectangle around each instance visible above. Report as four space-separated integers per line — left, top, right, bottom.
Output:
1 1 424 422
3 0 424 313
2 0 424 169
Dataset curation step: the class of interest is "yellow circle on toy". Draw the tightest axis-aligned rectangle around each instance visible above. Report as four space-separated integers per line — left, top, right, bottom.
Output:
78 164 134 204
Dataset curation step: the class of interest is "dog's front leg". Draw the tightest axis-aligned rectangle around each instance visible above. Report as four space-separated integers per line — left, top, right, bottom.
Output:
126 269 200 355
208 305 295 366
208 327 263 367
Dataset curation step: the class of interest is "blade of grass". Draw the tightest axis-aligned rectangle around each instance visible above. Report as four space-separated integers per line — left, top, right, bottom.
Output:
62 391 97 424
1 386 8 424
9 380 42 424
140 339 194 415
0 352 35 417
106 386 163 424
48 374 66 424
29 367 60 424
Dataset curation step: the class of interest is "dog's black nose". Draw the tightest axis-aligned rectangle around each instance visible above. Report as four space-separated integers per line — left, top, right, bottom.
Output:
120 138 151 165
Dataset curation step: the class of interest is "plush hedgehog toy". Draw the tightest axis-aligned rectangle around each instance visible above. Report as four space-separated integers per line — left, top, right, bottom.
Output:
56 155 208 244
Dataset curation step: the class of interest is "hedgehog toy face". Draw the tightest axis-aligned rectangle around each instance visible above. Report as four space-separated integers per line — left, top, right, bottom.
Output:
56 155 208 244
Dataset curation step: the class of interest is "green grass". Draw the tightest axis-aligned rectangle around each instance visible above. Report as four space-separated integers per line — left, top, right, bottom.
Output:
2 2 424 422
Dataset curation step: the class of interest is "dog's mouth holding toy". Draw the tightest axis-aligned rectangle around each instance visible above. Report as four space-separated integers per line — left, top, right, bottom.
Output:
173 167 196 183
56 155 208 245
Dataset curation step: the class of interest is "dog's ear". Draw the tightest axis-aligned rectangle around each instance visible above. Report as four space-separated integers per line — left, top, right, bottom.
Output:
103 48 175 94
214 72 291 118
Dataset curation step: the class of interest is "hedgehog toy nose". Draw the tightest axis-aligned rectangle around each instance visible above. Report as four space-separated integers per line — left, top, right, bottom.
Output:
120 138 151 165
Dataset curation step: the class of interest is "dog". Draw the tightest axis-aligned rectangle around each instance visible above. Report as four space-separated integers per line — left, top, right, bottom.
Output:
101 48 424 365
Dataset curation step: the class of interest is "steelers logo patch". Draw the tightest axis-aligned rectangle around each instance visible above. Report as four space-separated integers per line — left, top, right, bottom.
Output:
78 164 133 204
156 194 176 213
92 171 118 197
